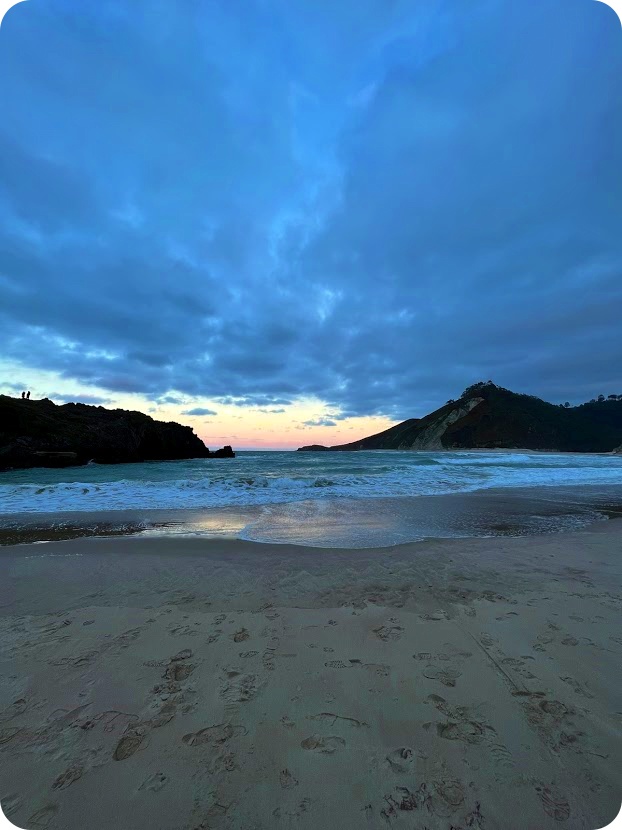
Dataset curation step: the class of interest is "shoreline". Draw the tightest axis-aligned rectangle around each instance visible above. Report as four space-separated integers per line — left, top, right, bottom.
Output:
1 522 621 827
2 482 622 547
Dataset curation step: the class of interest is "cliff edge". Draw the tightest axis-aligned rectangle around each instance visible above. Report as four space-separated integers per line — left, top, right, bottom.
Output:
0 395 235 470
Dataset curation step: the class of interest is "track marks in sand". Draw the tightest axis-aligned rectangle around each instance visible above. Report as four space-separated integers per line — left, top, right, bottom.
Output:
51 764 83 790
273 797 311 821
373 621 404 642
139 772 169 792
232 627 250 643
385 747 416 774
379 780 479 826
426 693 515 768
113 646 197 761
534 782 571 821
0 726 22 744
520 694 590 755
422 666 462 687
182 723 247 747
48 626 146 669
300 735 346 754
162 661 195 682
1 793 21 819
307 712 369 729
0 697 28 723
220 671 263 703
363 662 391 677
113 726 149 761
27 803 59 828
436 720 485 744
279 768 299 789
560 675 594 699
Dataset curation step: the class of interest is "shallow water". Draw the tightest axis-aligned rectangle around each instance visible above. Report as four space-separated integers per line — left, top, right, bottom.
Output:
1 449 621 547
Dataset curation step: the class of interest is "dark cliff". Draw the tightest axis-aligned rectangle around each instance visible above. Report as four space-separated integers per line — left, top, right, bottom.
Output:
0 395 234 470
298 383 622 453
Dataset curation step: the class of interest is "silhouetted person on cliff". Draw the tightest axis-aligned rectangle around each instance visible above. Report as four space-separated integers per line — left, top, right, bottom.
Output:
26 390 30 399
21 391 25 399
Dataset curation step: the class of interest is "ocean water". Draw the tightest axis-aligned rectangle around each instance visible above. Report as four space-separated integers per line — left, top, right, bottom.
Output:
1 450 621 514
1 450 622 547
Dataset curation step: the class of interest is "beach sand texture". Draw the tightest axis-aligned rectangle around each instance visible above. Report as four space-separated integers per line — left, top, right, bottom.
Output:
0 522 620 829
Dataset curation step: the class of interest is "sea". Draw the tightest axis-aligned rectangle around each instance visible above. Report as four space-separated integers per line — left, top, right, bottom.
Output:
1 450 622 547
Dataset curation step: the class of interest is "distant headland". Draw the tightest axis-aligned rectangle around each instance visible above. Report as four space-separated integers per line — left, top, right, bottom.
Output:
298 382 622 454
0 395 234 470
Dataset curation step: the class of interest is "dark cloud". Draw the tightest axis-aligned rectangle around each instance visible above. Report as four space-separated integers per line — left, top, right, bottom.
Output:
303 418 337 427
182 407 218 416
0 0 620 419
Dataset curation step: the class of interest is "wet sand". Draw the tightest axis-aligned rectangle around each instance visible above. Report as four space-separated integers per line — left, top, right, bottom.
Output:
0 521 621 829
2 483 622 547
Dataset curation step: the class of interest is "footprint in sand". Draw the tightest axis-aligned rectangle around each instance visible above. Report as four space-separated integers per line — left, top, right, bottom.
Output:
0 698 28 723
413 652 433 661
386 747 416 773
139 772 168 792
307 712 368 728
233 628 250 643
363 663 391 677
220 673 261 703
280 768 299 789
52 765 83 790
27 804 59 828
239 650 259 658
1 793 21 818
182 723 247 747
534 782 571 821
373 624 404 642
114 727 149 761
539 699 571 720
213 750 238 773
301 735 345 754
163 662 195 682
324 660 348 669
0 726 21 745
560 676 594 699
422 666 462 687
167 625 197 637
420 610 449 621
170 648 193 661
436 720 485 744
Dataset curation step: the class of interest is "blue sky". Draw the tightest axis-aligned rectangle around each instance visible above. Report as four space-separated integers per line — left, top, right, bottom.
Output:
0 0 620 447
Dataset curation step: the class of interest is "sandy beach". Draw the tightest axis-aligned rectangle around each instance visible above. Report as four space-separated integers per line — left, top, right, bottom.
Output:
1 519 621 829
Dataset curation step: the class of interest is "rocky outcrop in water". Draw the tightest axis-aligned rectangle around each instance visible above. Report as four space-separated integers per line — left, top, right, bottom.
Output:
0 395 235 470
298 383 622 453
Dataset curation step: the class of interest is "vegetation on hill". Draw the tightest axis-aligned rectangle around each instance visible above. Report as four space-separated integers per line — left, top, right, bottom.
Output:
298 382 622 453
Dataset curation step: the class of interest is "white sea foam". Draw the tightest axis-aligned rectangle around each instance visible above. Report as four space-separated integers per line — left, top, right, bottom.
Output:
1 450 621 514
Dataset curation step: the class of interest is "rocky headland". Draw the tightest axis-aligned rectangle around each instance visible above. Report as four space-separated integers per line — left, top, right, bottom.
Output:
299 382 622 453
0 395 234 470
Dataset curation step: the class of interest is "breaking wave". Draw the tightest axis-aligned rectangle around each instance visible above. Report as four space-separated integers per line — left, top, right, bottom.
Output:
1 450 622 513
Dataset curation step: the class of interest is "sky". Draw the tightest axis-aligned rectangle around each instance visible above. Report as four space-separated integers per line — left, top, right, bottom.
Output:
0 0 620 449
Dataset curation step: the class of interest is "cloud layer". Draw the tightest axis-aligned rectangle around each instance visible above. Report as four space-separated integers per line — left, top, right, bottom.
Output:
1 0 621 424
